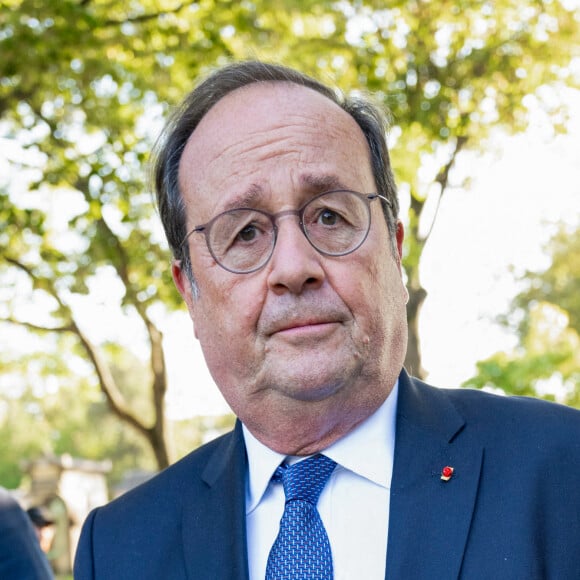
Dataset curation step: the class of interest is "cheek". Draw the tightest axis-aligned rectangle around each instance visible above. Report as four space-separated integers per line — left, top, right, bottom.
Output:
194 307 252 392
193 276 265 367
197 289 254 339
351 254 407 333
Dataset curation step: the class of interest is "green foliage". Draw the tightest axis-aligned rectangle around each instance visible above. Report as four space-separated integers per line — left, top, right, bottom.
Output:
464 225 580 408
0 334 157 488
509 227 580 337
0 331 234 487
1 0 579 478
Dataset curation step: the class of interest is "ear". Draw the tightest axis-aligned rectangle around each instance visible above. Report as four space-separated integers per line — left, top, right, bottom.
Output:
395 220 405 263
395 221 410 304
172 260 197 325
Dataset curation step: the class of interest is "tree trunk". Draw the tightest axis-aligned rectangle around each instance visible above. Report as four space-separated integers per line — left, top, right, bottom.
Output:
148 424 170 470
147 321 170 470
401 136 468 380
405 283 427 378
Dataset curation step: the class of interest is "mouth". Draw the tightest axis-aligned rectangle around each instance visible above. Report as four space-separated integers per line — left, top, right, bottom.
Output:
259 299 349 339
268 318 341 337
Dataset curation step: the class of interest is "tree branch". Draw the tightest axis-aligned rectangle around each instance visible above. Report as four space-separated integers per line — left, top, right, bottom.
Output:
421 134 468 244
2 254 151 438
69 178 168 438
103 2 189 27
1 317 75 333
74 323 152 439
4 256 68 310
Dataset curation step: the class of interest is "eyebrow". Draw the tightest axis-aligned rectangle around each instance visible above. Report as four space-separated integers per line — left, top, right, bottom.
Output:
300 174 348 193
220 184 265 212
217 174 349 214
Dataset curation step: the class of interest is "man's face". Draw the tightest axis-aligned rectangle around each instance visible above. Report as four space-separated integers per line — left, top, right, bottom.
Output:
174 82 408 454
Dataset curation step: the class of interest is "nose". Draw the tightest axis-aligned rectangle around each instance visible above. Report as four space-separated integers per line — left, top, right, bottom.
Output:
266 215 325 295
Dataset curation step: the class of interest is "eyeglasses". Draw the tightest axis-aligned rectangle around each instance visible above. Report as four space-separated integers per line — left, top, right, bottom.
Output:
181 189 391 274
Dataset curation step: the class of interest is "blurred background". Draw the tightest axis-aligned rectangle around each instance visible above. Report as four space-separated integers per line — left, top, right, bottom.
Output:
1 0 579 575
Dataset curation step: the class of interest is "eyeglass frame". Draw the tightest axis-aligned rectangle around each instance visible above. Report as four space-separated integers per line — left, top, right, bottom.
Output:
179 189 392 274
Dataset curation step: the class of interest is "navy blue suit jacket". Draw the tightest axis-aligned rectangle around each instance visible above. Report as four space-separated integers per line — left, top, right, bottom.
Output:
74 371 580 579
0 488 53 580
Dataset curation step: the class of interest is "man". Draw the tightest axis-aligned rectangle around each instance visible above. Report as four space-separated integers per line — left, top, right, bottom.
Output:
74 61 580 579
27 506 56 555
0 487 54 580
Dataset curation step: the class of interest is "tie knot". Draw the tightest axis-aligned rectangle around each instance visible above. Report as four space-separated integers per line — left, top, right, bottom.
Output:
274 454 336 505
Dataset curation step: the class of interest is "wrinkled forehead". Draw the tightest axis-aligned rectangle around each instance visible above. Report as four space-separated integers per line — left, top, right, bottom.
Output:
192 81 347 140
177 82 371 202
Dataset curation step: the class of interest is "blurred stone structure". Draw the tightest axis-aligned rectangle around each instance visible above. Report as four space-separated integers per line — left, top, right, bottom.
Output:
22 454 111 576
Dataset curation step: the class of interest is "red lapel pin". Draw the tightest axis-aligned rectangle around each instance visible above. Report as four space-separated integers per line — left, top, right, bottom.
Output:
440 466 454 482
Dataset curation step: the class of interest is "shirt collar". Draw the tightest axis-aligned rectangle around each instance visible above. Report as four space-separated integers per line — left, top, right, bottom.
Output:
243 380 399 514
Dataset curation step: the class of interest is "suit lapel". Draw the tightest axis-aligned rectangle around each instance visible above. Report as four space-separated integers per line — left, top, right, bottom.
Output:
182 421 250 580
386 371 483 580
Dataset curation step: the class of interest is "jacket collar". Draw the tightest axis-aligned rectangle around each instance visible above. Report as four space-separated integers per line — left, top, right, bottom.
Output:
386 369 483 579
183 420 250 580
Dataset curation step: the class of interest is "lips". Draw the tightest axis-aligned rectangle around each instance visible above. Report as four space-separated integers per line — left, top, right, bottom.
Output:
258 293 350 337
260 304 348 337
269 318 339 335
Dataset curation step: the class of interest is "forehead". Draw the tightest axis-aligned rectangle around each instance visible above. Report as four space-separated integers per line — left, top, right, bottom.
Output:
178 82 373 214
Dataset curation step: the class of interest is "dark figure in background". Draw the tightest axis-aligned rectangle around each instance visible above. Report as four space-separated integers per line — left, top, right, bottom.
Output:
27 506 56 555
75 61 580 579
0 487 53 580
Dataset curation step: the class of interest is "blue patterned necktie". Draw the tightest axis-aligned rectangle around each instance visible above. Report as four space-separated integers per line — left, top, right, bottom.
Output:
265 454 337 580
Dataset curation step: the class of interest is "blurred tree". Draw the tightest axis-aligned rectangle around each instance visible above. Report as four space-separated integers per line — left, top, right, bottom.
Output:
0 335 235 487
1 0 579 472
464 225 580 408
340 0 580 375
0 336 158 487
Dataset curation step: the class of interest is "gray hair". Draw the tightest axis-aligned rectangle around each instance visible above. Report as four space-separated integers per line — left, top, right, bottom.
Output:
153 61 399 290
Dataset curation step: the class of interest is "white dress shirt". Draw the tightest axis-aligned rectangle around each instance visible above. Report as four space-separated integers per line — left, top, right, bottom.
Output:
243 380 399 580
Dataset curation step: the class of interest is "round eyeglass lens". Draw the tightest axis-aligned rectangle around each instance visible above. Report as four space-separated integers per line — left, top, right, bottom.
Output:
302 190 370 255
208 209 275 272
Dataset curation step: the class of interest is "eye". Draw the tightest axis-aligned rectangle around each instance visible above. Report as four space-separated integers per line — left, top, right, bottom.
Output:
304 193 353 229
228 214 271 248
236 224 259 242
317 209 341 226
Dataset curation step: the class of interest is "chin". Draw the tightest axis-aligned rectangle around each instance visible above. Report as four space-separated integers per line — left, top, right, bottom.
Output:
272 365 360 403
